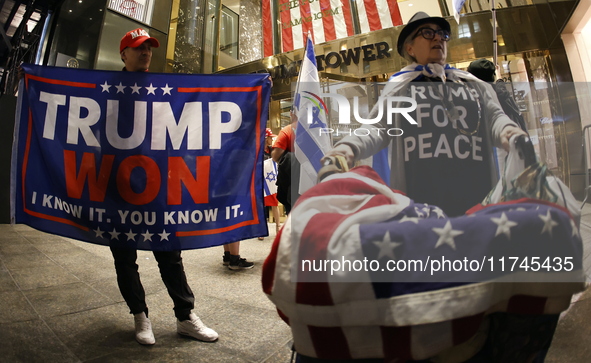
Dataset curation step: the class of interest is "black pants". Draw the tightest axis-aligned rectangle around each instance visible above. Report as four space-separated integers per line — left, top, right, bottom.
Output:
110 246 195 321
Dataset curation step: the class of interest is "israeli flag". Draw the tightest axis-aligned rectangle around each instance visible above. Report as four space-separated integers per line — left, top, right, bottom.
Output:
453 0 467 24
293 35 333 194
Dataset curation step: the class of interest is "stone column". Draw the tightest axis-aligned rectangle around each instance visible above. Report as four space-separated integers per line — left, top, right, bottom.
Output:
239 0 263 63
173 0 207 73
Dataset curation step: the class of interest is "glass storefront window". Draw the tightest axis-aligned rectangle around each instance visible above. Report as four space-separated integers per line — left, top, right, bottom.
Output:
47 0 104 69
220 5 238 59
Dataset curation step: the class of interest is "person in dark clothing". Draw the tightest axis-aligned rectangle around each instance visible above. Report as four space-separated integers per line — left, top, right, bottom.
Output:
467 58 528 132
272 112 300 214
275 149 300 214
326 13 525 217
113 28 218 345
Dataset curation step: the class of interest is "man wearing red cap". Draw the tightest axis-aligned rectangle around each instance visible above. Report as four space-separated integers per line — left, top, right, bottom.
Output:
119 28 160 72
111 28 218 346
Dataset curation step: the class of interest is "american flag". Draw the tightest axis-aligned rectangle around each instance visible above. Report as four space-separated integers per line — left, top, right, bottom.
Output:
262 166 584 360
263 0 402 55
355 0 403 34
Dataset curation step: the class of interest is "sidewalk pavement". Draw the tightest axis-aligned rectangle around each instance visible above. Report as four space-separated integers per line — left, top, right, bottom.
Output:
1 204 591 362
0 223 292 362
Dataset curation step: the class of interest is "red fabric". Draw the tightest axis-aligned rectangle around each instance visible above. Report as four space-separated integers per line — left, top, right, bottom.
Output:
386 0 403 26
262 0 274 57
262 166 583 360
264 194 278 206
272 124 294 152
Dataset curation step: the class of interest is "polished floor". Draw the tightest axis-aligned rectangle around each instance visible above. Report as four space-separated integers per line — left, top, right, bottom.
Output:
1 204 591 362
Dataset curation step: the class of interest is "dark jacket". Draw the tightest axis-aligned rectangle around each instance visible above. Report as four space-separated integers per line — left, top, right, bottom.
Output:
276 151 300 214
494 80 528 132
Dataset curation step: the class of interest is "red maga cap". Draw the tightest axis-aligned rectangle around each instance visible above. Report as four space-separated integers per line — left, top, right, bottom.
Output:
265 128 277 137
120 28 160 53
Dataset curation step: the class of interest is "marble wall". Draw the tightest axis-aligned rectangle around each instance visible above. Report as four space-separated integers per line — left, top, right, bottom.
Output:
173 0 207 73
172 0 263 72
239 0 263 63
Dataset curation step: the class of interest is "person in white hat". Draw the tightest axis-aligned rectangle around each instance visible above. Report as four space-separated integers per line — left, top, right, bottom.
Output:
325 12 526 217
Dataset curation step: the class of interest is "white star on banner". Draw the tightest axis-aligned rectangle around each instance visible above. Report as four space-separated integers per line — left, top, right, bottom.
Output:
142 230 154 242
115 82 127 93
399 215 420 224
146 83 157 95
432 221 463 250
490 212 518 239
433 207 446 219
125 229 137 241
93 227 104 238
130 83 142 94
108 228 120 240
414 207 424 218
373 231 402 260
159 229 170 241
539 209 558 236
100 81 111 93
161 84 173 95
570 219 580 239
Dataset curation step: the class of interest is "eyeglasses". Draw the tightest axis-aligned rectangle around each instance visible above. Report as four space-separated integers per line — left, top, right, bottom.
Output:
412 27 451 41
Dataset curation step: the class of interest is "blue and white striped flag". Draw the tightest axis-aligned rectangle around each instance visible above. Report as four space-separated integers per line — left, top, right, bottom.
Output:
453 0 467 24
293 35 332 194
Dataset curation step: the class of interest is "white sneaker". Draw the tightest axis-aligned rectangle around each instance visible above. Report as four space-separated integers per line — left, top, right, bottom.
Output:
134 312 155 345
177 313 218 342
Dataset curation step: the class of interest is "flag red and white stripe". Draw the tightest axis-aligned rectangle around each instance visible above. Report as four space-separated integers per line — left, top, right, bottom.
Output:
263 0 400 54
355 0 402 34
262 166 584 360
262 0 274 57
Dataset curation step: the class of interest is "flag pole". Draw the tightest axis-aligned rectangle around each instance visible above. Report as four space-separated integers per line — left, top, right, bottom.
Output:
492 0 498 74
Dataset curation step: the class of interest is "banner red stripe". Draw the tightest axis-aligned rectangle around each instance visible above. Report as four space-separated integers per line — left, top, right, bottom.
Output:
320 0 336 41
340 0 355 36
25 74 96 88
262 0 273 56
363 0 382 32
386 0 403 26
177 86 260 93
299 0 314 45
280 0 294 52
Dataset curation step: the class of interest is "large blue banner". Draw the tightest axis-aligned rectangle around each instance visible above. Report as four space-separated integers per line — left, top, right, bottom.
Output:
12 64 271 251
